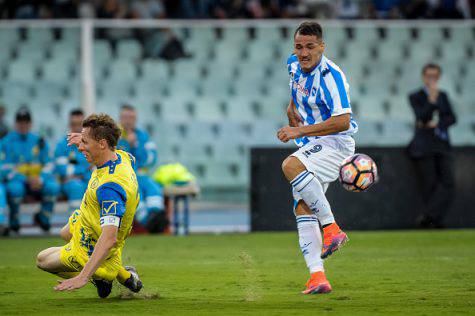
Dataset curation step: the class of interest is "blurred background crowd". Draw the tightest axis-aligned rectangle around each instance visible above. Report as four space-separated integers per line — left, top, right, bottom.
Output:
0 0 473 20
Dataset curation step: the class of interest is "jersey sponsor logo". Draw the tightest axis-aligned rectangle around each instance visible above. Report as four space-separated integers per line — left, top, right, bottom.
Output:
292 80 310 96
101 200 118 216
302 144 323 158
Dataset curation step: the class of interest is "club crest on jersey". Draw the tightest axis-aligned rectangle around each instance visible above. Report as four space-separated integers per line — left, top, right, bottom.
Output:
101 200 118 216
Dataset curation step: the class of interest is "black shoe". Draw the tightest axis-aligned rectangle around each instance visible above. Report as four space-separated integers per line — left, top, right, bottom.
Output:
145 211 169 234
34 212 51 232
123 266 143 293
92 279 113 298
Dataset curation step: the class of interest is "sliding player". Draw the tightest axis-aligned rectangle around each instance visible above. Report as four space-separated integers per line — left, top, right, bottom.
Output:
36 114 142 298
277 21 357 294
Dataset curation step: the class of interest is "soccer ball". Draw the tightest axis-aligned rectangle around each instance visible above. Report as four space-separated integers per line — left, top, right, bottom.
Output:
339 154 379 192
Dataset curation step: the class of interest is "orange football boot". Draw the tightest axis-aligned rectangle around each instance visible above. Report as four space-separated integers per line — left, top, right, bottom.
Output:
302 271 332 294
321 223 349 259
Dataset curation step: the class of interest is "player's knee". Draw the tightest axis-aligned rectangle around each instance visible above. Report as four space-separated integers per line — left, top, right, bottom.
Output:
282 156 305 180
36 250 48 270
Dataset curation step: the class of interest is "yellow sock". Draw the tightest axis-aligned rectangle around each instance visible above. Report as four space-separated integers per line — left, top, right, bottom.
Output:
116 267 131 284
56 271 79 279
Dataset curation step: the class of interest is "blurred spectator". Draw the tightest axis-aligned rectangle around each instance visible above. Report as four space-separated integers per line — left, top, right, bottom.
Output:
96 0 128 18
2 0 472 19
0 107 60 234
179 0 211 18
117 105 168 233
131 0 166 19
332 0 361 19
0 105 9 139
408 63 457 228
372 0 403 18
432 0 467 19
210 0 252 18
49 0 80 18
143 28 190 60
9 0 42 19
54 109 90 213
403 0 431 19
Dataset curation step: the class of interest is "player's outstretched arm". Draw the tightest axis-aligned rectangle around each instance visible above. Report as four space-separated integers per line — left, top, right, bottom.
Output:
54 226 118 292
277 113 350 142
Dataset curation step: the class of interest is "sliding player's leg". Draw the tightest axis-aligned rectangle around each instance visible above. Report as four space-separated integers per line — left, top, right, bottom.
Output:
36 246 79 279
59 218 142 293
293 199 331 294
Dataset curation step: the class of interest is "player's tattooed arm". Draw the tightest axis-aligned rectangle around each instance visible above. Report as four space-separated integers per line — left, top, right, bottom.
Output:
287 98 302 127
277 114 350 142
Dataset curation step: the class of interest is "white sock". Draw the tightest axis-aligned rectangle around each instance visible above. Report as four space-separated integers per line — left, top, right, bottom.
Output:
297 215 324 273
291 171 335 226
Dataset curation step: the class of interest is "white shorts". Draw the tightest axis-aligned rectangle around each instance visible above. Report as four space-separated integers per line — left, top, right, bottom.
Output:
291 135 355 201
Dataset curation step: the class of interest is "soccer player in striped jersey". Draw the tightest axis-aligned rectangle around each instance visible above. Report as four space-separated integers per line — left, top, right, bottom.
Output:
277 21 358 294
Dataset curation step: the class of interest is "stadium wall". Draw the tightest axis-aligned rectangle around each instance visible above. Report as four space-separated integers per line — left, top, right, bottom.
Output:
250 147 475 231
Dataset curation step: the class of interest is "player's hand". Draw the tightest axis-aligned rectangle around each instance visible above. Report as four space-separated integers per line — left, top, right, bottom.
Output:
287 104 302 127
125 132 138 147
277 126 302 143
54 275 89 292
425 120 437 129
28 176 43 190
67 133 82 147
428 82 439 104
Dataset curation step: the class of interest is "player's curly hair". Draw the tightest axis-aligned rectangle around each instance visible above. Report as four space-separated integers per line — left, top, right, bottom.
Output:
82 113 121 149
294 21 323 40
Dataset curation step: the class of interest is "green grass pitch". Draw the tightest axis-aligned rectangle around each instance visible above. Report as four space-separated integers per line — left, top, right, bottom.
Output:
0 230 474 315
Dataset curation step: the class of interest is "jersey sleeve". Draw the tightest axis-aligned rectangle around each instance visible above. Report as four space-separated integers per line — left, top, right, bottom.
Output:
322 64 352 117
287 54 298 74
96 182 127 227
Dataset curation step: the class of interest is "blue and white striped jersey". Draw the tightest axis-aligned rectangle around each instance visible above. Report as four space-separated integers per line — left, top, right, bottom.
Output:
287 54 358 147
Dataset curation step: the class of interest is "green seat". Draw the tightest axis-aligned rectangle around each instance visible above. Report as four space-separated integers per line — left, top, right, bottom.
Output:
26 27 54 44
387 95 414 123
16 41 47 64
50 40 79 65
93 40 113 65
417 26 444 44
41 60 73 82
117 39 142 60
384 26 411 46
141 59 169 82
108 60 138 82
7 61 37 82
226 97 256 123
255 27 282 45
194 98 226 122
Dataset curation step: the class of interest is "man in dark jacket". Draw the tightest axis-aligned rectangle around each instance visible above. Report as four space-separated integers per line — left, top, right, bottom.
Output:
408 63 457 228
